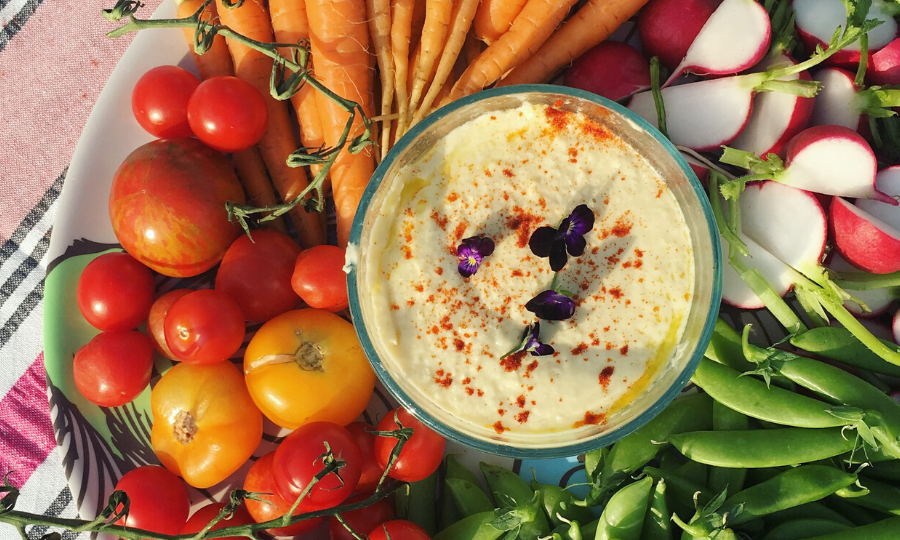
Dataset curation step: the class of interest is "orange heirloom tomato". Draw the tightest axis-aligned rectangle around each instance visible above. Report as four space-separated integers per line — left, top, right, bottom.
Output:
244 309 376 429
150 361 262 488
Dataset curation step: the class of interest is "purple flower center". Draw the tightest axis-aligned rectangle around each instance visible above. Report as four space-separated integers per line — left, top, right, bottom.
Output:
457 236 495 278
528 204 594 272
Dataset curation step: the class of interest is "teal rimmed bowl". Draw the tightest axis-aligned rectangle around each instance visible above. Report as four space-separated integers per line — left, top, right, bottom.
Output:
346 85 722 459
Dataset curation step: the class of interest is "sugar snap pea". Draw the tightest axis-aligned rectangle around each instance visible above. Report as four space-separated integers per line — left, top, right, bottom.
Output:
760 518 851 540
405 470 438 535
669 428 857 468
643 467 712 518
433 511 504 540
862 458 900 483
723 465 858 525
692 358 856 428
705 318 754 372
822 496 881 526
530 481 593 528
642 479 672 540
838 476 900 516
707 401 749 498
764 502 855 529
674 460 708 487
789 327 900 377
595 476 652 540
448 478 495 518
803 516 900 539
480 463 550 540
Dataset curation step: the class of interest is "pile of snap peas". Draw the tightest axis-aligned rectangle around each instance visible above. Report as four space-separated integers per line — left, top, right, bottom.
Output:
391 318 900 540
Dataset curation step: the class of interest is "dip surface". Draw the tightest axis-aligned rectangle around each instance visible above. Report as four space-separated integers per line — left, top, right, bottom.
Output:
360 101 694 436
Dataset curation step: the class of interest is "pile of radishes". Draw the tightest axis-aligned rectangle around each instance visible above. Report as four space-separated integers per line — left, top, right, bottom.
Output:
565 0 900 365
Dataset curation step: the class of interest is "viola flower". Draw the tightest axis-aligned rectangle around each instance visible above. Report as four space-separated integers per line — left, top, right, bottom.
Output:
499 322 554 360
529 204 595 271
457 235 495 278
525 289 576 321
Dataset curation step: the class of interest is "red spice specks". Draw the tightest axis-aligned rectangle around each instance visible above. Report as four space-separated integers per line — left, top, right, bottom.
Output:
515 411 530 424
498 409 506 416
447 192 459 202
512 269 524 277
390 304 400 310
620 345 629 356
465 387 475 396
599 366 615 389
430 325 439 334
430 210 449 230
441 316 453 331
484 168 493 177
493 421 508 434
454 338 465 351
435 267 444 275
462 377 472 385
656 188 663 198
571 343 588 355
453 222 467 241
505 206 544 248
545 105 571 131
407 300 415 307
526 361 538 374
609 287 623 299
401 246 413 259
434 369 453 388
503 169 514 177
575 411 606 428
414 284 424 293
635 249 644 258
500 351 525 372
516 395 526 408
477 389 484 397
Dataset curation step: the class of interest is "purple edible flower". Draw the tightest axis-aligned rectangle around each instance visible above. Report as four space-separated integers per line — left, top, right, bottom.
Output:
522 322 555 356
457 235 495 278
529 204 595 271
525 290 576 321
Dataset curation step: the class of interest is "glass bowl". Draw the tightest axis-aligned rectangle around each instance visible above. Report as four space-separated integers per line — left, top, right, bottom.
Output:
347 85 722 458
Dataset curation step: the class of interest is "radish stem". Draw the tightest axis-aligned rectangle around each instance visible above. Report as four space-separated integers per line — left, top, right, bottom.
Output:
834 269 900 290
649 56 668 139
855 33 870 86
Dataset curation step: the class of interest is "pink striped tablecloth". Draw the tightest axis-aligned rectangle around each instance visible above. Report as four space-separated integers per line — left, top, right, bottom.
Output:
0 0 162 536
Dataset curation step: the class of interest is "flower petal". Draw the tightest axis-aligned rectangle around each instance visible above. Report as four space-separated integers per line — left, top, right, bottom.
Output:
525 290 576 321
458 258 478 277
549 239 568 272
529 226 557 257
475 236 495 257
530 343 555 356
565 233 587 257
567 204 595 236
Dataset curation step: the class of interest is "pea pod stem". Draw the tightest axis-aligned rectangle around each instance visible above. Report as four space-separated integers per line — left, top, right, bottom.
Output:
790 327 900 377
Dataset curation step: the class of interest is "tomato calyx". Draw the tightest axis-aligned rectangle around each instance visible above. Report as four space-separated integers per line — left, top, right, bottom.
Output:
173 410 198 445
246 340 325 372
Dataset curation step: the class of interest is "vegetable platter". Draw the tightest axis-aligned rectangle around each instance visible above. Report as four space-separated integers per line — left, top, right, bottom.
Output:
17 0 900 538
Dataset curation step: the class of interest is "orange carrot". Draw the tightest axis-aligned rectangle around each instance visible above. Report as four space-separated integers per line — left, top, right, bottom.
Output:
365 0 395 160
391 0 416 142
216 0 324 247
407 0 452 119
177 0 286 233
473 0 529 45
412 0 480 125
306 0 376 247
449 0 579 100
499 0 651 86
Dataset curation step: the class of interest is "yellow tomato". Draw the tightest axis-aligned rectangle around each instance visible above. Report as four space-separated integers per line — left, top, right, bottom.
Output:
243 308 376 429
150 361 262 488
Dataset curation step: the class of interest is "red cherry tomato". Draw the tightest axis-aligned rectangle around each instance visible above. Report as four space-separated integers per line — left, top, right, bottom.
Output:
132 65 200 138
272 422 362 512
374 408 445 483
114 465 190 536
329 495 395 540
76 252 155 331
163 289 245 364
147 289 192 360
187 76 268 153
369 520 432 540
345 421 385 492
216 229 302 323
73 330 153 407
244 452 324 536
291 245 349 311
181 502 255 540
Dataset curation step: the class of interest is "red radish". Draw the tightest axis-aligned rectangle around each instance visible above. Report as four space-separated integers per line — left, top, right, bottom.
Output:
831 196 900 274
564 41 650 101
637 0 722 71
894 310 900 345
778 125 895 204
826 251 895 317
857 166 900 230
793 0 899 69
665 0 772 86
730 54 816 156
810 67 863 130
869 37 900 86
721 231 794 309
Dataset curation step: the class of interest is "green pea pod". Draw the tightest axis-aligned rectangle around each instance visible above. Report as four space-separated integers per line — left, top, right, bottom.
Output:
642 479 672 540
642 467 712 518
441 482 463 531
723 465 858 525
745 467 788 488
764 501 855 529
584 447 607 484
705 318 754 372
659 447 688 474
822 495 880 526
838 477 900 516
801 517 900 540
446 454 481 485
434 511 504 540
406 470 438 535
673 461 708 487
448 478 495 518
593 393 713 502
531 481 594 528
595 476 652 540
550 519 582 540
789 327 900 377
580 518 598 540
761 518 851 540
669 428 856 468
707 401 749 498
692 358 856 428
480 463 550 540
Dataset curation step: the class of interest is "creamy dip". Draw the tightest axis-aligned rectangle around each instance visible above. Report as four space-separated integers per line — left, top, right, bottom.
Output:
360 101 694 436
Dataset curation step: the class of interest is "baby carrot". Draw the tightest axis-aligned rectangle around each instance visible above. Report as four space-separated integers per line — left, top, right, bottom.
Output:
407 0 452 119
391 0 416 142
473 0 529 45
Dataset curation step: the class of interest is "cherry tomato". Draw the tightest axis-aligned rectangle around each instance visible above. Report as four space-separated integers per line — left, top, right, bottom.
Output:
109 138 246 277
216 229 302 323
151 361 262 488
147 289 192 360
374 408 445 483
76 252 155 331
181 502 255 540
345 422 385 492
244 452 324 536
272 422 362 512
114 465 190 536
329 495 395 540
131 65 200 138
243 309 375 429
164 289 245 364
73 330 153 408
187 76 268 153
291 245 349 311
369 520 432 540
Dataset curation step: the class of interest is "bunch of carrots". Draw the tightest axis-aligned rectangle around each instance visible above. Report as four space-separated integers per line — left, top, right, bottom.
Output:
174 0 650 248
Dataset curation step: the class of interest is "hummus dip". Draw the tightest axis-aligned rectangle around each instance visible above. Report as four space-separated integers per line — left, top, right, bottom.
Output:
359 101 694 436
